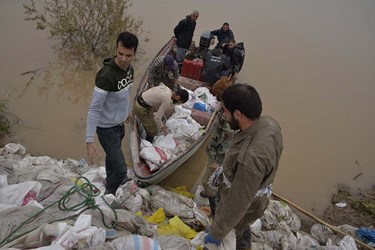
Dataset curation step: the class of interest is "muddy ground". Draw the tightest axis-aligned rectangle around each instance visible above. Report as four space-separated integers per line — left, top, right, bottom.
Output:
322 184 375 228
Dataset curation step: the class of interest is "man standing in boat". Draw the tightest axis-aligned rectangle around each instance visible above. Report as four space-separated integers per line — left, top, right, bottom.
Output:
85 32 138 195
200 76 234 218
147 55 179 90
174 10 199 64
133 84 189 143
204 84 283 250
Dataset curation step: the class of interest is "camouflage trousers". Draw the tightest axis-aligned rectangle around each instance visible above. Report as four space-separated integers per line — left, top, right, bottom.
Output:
201 158 219 197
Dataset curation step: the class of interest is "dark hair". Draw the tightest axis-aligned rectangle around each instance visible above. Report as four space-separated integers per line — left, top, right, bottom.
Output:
222 84 262 120
175 89 189 103
214 44 224 50
223 22 229 26
116 32 138 52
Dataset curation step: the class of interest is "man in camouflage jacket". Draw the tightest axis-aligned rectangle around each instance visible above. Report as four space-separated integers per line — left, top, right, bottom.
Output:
201 108 233 216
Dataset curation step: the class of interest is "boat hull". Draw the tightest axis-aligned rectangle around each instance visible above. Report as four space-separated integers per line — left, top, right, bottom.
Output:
129 37 218 186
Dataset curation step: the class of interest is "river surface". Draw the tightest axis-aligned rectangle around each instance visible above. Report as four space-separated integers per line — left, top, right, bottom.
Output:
1 0 374 216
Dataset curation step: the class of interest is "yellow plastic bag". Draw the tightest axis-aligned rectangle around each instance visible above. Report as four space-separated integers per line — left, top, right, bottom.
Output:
70 177 85 187
157 215 197 239
145 207 165 224
164 186 194 198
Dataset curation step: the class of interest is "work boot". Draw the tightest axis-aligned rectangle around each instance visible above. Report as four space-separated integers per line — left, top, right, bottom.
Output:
104 188 116 195
236 227 252 250
120 176 128 185
200 190 215 198
145 135 154 143
208 196 218 218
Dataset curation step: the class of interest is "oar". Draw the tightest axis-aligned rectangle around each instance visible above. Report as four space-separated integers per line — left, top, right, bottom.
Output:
204 103 222 133
272 193 374 250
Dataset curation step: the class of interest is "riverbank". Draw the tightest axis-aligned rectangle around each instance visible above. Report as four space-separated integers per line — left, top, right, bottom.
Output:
322 185 375 228
1 143 374 249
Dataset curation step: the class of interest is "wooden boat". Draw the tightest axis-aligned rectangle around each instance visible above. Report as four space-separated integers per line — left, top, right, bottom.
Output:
130 37 219 187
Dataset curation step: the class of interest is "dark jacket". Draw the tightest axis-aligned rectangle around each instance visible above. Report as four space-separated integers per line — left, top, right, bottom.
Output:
224 42 245 74
174 15 196 49
202 48 232 85
210 28 234 46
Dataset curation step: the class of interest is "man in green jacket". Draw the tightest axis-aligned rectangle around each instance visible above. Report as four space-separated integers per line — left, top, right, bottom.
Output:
204 84 283 250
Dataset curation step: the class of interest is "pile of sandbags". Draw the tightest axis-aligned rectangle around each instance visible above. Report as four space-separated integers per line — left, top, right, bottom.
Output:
0 143 361 250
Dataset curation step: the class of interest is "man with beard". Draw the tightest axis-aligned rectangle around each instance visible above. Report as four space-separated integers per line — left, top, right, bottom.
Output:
86 32 138 195
134 84 189 143
204 84 283 250
224 39 245 77
174 10 199 63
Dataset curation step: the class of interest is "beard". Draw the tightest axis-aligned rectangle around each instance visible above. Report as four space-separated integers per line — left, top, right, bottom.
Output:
227 114 240 130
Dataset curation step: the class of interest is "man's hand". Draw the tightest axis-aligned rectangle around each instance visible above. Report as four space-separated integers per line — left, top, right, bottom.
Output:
161 126 169 136
86 142 101 165
210 162 220 170
204 230 221 245
148 82 154 89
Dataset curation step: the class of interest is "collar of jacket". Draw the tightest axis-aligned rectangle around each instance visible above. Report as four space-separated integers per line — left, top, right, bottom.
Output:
232 118 261 144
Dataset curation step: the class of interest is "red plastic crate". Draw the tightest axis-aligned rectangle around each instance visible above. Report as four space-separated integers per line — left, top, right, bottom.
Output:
181 59 203 81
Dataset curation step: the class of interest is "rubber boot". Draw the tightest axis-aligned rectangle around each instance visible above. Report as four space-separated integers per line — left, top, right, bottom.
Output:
208 196 218 218
145 135 154 143
236 227 252 250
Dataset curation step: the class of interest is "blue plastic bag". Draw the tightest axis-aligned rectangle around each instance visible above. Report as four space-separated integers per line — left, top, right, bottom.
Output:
193 102 206 112
356 228 375 244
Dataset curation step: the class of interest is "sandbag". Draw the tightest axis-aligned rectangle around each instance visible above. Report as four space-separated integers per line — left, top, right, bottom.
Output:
157 235 191 250
91 234 161 250
112 209 157 238
190 230 236 250
0 181 41 206
115 180 142 212
262 200 301 232
151 189 210 229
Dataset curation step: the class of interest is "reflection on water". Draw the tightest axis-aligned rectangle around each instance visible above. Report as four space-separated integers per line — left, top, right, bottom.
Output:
1 0 374 216
39 62 94 104
23 0 148 69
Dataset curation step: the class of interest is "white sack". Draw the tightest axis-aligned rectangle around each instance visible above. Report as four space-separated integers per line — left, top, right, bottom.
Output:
190 230 236 250
4 143 26 155
115 180 142 212
0 181 41 206
153 134 178 154
105 234 161 250
140 146 171 170
52 213 106 249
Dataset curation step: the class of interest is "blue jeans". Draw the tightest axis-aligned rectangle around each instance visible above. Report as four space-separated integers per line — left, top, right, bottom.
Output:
96 124 127 193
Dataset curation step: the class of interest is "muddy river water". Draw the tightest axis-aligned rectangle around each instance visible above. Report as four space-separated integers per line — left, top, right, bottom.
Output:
0 0 374 216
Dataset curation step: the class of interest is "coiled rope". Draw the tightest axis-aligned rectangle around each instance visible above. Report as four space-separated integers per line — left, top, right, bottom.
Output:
0 176 118 247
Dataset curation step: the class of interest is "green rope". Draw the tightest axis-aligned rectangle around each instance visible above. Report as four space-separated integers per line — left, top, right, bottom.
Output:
0 176 118 248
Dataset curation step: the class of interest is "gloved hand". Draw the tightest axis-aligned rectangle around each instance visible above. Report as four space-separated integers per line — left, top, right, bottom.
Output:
204 231 221 245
